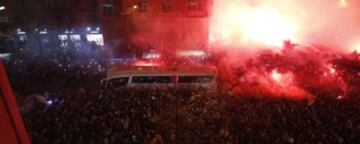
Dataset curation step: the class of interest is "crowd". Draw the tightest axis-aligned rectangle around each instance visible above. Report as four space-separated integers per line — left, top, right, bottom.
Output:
2 35 360 143
9 63 360 144
4 31 107 96
17 83 360 144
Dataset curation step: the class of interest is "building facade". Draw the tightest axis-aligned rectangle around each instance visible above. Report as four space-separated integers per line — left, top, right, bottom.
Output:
6 0 99 29
99 0 212 57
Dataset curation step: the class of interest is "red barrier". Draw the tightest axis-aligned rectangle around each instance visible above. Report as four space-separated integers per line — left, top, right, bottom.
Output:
0 61 30 144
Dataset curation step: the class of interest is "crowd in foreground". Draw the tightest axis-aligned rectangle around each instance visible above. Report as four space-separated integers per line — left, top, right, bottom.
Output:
17 84 360 143
2 39 360 143
5 60 359 144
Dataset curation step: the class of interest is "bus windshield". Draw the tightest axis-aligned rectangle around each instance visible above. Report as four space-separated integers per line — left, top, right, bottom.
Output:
178 76 214 83
108 77 129 88
132 76 172 84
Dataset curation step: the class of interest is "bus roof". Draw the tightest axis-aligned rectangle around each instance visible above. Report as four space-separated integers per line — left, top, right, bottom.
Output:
107 65 217 78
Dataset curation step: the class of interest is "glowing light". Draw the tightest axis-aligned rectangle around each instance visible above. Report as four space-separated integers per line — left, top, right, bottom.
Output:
0 6 5 11
133 5 138 9
46 100 53 105
329 67 336 74
39 30 48 35
324 64 337 77
0 53 11 58
58 35 68 41
339 0 349 8
270 70 294 87
337 95 344 100
177 50 206 57
209 1 298 47
86 34 104 46
241 9 297 46
271 70 283 83
144 53 161 59
133 61 161 67
70 35 81 41
350 41 360 53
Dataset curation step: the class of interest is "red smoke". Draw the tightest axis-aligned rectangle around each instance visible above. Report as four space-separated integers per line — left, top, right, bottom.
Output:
207 0 360 100
218 43 352 100
209 0 360 53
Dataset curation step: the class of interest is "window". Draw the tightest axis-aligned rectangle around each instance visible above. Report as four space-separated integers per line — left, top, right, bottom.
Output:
69 35 81 41
108 77 129 88
187 0 208 17
0 39 10 54
178 76 214 83
162 1 172 12
103 0 121 17
132 76 172 84
65 0 70 9
86 34 104 46
187 0 200 11
138 0 148 12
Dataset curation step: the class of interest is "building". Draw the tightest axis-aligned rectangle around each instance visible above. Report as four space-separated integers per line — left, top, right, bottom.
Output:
99 0 212 57
0 0 11 58
0 0 9 33
5 0 99 29
1 0 103 57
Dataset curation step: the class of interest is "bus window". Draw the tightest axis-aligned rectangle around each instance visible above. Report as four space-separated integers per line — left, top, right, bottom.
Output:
108 77 129 88
101 79 108 88
132 76 172 83
178 76 214 83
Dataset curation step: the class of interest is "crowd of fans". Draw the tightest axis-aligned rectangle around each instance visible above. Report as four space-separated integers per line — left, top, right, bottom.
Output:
17 84 360 144
4 31 107 95
2 34 360 143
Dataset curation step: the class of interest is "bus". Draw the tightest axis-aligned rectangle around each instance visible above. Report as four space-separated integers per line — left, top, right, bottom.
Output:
101 65 217 90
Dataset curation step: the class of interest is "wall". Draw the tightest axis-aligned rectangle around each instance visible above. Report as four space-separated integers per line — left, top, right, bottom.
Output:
100 0 211 56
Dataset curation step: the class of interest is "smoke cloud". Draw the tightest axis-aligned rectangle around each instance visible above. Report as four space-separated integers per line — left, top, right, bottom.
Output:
209 0 360 52
208 0 360 100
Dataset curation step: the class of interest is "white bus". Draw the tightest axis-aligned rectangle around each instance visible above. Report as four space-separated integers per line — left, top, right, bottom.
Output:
101 66 217 90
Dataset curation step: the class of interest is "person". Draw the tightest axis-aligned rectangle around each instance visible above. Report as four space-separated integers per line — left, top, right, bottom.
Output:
149 134 163 144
